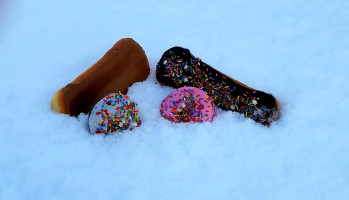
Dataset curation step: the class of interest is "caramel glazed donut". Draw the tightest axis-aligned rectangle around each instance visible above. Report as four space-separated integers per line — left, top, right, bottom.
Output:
51 38 150 117
156 47 280 126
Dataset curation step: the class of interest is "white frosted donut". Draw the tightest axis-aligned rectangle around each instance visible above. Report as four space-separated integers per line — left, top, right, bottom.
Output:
88 93 141 134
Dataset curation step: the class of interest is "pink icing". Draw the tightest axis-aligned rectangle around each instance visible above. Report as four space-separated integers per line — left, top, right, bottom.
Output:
160 87 215 123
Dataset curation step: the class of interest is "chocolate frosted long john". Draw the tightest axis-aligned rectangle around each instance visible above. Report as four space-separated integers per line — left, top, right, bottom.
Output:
156 47 280 125
52 38 150 116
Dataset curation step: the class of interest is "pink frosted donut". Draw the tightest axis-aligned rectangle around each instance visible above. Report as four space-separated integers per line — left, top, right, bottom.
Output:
160 87 215 123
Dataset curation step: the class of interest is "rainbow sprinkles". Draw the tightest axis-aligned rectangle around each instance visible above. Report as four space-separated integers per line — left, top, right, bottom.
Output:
160 87 215 123
156 47 280 125
88 93 141 134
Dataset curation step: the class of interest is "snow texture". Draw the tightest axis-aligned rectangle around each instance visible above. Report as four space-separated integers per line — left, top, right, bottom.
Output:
1 0 349 199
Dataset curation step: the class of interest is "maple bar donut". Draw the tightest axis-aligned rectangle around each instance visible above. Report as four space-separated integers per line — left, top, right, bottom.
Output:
89 93 141 134
51 38 150 116
160 87 215 123
156 47 280 125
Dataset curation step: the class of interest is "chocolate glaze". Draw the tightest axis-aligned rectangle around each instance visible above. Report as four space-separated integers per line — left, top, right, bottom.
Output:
53 38 150 116
156 47 280 125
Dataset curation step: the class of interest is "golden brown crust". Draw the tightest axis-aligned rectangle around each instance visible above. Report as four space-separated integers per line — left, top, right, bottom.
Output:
51 38 150 116
51 90 64 113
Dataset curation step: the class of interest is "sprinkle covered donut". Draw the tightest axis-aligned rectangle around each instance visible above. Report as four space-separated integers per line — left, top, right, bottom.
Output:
88 93 141 134
156 47 280 125
160 87 215 123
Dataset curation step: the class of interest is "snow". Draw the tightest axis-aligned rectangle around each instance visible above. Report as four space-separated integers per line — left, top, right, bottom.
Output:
1 0 349 199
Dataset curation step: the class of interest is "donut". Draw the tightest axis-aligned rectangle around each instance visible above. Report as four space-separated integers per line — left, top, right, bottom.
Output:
156 47 280 125
51 38 150 117
160 87 215 123
88 93 141 134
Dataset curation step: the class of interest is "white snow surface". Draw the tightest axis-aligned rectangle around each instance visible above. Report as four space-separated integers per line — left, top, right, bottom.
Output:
1 0 349 199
